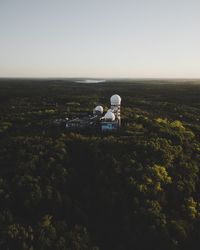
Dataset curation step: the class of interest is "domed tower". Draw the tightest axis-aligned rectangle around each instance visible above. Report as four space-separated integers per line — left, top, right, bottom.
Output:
110 94 121 127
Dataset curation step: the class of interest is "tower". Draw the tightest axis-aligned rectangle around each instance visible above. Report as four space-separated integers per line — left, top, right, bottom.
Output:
110 94 121 127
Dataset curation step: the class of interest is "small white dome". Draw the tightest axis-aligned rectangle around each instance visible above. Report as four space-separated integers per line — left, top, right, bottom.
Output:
95 105 103 113
104 111 115 121
110 94 121 105
107 109 113 113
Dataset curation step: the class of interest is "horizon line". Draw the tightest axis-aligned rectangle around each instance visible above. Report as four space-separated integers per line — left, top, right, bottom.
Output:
0 77 200 81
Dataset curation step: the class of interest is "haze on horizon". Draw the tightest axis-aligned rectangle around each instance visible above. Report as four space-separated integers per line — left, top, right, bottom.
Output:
0 0 200 79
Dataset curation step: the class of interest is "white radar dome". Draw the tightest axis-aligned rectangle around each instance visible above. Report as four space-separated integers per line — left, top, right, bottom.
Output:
95 105 103 114
110 94 121 105
104 111 115 121
107 109 113 113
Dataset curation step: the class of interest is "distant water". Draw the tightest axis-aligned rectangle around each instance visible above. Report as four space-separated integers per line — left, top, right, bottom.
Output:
74 79 106 83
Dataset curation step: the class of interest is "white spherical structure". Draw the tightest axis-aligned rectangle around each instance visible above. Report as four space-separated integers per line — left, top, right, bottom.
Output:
107 109 113 113
104 111 115 121
94 105 103 114
110 94 121 105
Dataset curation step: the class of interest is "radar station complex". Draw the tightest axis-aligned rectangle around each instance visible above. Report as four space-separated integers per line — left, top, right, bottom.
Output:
65 94 121 132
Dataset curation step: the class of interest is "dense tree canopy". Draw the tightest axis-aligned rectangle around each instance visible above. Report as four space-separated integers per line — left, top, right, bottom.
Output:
0 79 200 249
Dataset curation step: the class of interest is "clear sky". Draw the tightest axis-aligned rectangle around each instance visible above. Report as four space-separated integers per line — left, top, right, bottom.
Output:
0 0 199 78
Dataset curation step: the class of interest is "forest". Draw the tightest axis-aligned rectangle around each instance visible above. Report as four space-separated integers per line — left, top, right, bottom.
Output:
0 78 200 250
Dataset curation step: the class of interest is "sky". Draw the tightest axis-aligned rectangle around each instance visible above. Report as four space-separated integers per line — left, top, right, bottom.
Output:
0 0 200 78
